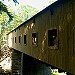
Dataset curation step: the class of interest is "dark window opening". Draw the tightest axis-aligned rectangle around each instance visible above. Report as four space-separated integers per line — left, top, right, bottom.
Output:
19 36 21 43
15 37 16 43
24 35 26 44
50 9 53 15
32 33 37 46
48 29 57 47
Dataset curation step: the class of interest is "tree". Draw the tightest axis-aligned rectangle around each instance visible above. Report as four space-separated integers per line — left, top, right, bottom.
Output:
2 0 19 6
5 4 38 31
0 1 13 49
0 1 13 22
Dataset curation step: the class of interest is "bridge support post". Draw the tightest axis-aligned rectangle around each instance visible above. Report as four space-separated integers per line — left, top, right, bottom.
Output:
21 53 23 75
11 49 21 75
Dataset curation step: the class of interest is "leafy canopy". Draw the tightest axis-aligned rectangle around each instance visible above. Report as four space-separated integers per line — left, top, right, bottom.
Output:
0 1 13 22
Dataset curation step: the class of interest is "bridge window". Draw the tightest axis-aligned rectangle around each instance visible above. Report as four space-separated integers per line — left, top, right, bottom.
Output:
32 33 37 46
48 29 58 49
15 37 16 43
19 36 21 43
24 35 26 45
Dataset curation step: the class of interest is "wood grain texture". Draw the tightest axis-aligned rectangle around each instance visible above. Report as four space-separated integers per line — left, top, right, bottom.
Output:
7 0 75 74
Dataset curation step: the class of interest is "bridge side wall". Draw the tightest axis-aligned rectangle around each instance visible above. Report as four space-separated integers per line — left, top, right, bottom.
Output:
7 0 75 74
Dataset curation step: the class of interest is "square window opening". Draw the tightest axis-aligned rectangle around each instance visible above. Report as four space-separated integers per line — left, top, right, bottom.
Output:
48 29 58 49
32 33 37 46
19 27 20 30
15 37 16 43
24 35 26 45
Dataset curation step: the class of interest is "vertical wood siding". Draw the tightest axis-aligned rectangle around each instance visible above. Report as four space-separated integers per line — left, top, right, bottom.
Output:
7 0 75 74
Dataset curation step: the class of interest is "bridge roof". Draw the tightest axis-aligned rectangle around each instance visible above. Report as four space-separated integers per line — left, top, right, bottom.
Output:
7 0 65 35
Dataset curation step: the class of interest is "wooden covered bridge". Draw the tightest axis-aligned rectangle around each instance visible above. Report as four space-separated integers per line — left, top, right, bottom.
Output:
7 0 75 74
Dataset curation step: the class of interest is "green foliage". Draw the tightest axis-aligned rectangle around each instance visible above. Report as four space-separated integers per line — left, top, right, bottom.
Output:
0 1 13 22
2 0 19 6
5 4 38 31
0 1 13 49
17 5 38 20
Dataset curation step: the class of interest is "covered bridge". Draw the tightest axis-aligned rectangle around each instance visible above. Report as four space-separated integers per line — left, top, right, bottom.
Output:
7 0 75 74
